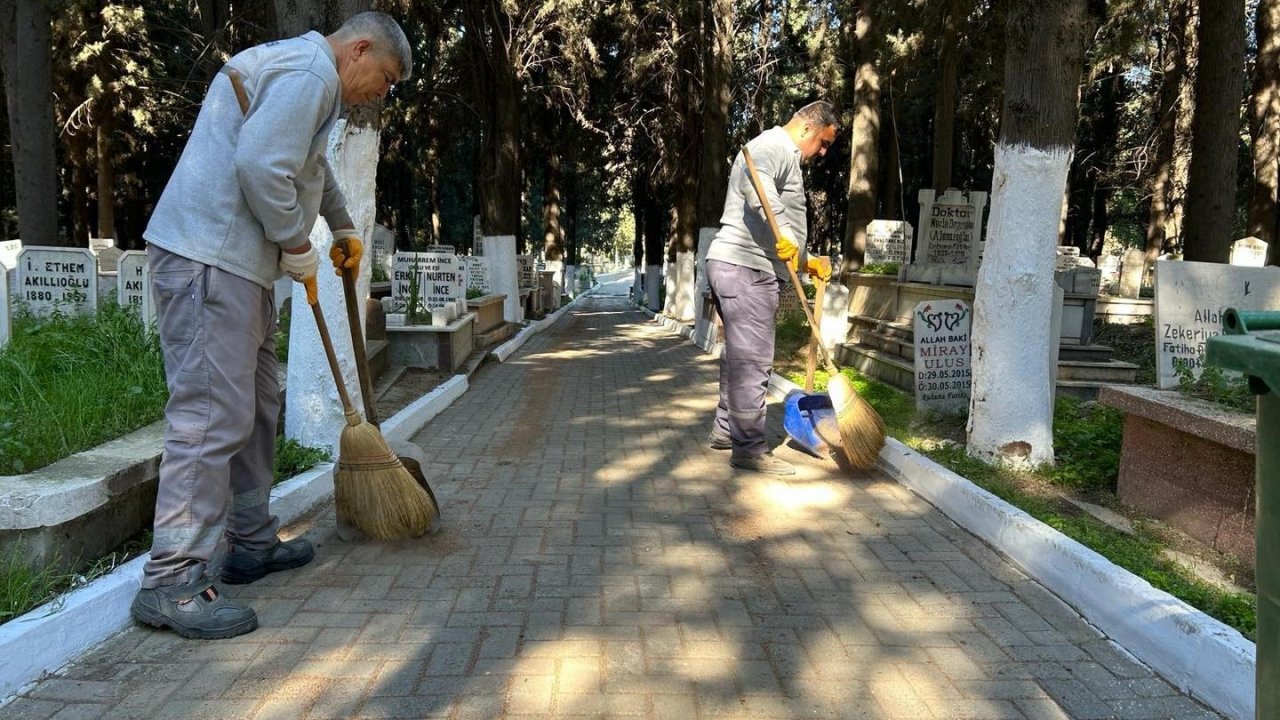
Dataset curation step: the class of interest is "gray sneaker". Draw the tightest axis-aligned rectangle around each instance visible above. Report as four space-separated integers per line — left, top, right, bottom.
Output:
221 537 315 585
707 431 732 450
730 451 796 475
131 575 257 640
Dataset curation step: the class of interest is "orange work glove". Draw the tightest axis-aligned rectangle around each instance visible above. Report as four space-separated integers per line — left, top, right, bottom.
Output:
775 235 799 263
805 256 832 282
328 228 363 277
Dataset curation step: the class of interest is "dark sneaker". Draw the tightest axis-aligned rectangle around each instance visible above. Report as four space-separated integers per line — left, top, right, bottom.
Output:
730 451 796 476
131 576 257 640
707 431 732 450
221 537 315 585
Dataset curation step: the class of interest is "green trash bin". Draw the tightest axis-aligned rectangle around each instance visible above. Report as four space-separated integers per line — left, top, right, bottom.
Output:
1206 309 1280 719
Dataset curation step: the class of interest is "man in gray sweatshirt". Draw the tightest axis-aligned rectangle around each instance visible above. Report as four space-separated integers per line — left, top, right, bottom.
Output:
131 12 412 640
705 101 838 476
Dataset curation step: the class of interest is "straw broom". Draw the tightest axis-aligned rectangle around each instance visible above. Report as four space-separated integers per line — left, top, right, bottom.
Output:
303 276 436 540
741 148 886 469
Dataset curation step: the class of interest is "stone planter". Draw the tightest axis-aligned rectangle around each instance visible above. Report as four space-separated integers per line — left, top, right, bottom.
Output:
1098 385 1256 565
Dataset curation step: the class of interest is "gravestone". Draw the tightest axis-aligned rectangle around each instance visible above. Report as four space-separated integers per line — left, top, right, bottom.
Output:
1153 260 1280 388
0 240 21 270
1118 248 1146 298
472 216 483 254
16 247 98 316
116 251 149 313
1229 236 1268 267
865 220 913 265
371 224 395 277
903 188 988 285
0 266 9 350
390 252 462 318
1055 246 1081 271
517 255 536 290
465 256 493 294
481 235 520 323
89 237 123 273
912 299 972 412
777 282 803 314
426 244 455 255
1098 254 1121 292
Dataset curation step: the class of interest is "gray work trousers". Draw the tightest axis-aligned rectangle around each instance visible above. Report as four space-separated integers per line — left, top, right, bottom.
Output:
142 246 281 589
706 259 780 457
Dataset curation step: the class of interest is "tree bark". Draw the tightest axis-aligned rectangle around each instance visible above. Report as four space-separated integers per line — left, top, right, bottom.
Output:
1182 0 1245 263
842 5 880 270
1145 0 1192 264
543 135 564 262
96 109 116 240
697 0 734 230
1249 0 1280 250
967 0 1093 468
931 0 961 191
0 0 60 246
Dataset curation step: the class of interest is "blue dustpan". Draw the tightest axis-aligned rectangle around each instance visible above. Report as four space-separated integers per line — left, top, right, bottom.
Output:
783 390 840 458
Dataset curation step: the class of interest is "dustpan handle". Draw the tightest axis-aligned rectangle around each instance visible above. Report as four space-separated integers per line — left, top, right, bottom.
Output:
741 147 839 376
303 275 358 417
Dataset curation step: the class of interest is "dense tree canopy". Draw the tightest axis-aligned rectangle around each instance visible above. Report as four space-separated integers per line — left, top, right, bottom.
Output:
0 0 1270 268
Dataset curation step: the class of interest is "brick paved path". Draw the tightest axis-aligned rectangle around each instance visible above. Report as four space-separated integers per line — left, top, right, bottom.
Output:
6 284 1220 719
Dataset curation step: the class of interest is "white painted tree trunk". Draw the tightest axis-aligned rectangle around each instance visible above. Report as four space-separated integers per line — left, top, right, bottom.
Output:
285 120 378 455
966 142 1072 468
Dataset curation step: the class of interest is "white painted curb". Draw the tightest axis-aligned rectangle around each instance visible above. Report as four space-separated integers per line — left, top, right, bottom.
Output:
768 372 1255 720
0 373 470 703
489 285 597 363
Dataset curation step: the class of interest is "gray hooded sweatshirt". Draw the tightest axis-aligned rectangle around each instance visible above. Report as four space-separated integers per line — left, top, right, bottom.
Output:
144 31 354 289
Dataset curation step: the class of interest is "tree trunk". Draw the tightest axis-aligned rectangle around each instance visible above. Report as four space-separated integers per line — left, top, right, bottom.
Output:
271 0 325 37
967 0 1093 468
0 0 60 246
543 139 564 262
1145 0 1191 264
96 109 116 240
931 0 961 191
1182 0 1244 263
750 0 774 135
842 6 880 270
1249 0 1280 250
697 0 734 230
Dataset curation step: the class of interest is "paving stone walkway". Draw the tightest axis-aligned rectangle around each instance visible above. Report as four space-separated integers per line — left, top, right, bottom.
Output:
5 279 1221 719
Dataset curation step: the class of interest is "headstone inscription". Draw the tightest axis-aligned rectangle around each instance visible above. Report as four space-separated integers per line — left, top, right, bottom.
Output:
1153 260 1280 388
116 251 148 311
371 224 395 277
865 220 912 265
465 256 493 295
912 299 972 413
517 255 536 289
1229 236 1269 267
903 188 988 286
1055 246 1081 271
16 247 98 316
390 252 463 317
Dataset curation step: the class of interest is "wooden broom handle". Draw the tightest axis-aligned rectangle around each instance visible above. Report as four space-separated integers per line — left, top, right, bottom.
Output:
304 276 357 417
741 148 839 375
336 238 380 426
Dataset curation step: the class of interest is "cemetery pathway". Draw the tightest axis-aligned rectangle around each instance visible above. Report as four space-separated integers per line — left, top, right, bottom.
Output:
6 278 1220 720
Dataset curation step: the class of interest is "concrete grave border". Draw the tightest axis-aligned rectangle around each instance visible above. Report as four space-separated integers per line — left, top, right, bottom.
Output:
0 373 472 703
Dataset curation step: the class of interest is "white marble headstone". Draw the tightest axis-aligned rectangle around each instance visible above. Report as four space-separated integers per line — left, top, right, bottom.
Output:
0 240 21 270
1153 260 1280 388
116 251 148 312
481 235 520 323
465 256 492 294
426 244 456 254
1229 236 1268 267
865 220 913 265
15 247 98 316
89 238 122 273
1118 248 1146 298
371 224 395 278
920 189 985 266
1055 246 1081 271
912 299 972 413
517 255 536 289
390 252 462 315
0 265 9 350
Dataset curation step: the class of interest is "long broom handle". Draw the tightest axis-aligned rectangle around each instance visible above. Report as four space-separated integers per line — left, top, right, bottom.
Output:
303 276 358 417
335 239 380 426
741 148 839 375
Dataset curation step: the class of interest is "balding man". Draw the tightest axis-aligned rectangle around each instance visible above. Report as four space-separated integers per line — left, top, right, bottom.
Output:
133 11 412 640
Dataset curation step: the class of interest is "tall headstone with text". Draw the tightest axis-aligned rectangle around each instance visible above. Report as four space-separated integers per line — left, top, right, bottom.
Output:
1229 236 1268 267
465 256 493 294
903 189 987 285
371 224 395 278
912 299 972 413
517 255 536 290
1153 260 1280 388
116 251 149 313
390 252 462 316
89 238 123 273
16 247 98 316
864 220 913 265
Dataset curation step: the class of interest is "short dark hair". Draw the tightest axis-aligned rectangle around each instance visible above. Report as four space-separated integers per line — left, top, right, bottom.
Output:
793 100 838 129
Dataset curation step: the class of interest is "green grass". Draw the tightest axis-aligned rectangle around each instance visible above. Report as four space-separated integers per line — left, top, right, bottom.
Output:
0 302 168 473
274 435 330 484
780 364 1257 639
0 530 152 624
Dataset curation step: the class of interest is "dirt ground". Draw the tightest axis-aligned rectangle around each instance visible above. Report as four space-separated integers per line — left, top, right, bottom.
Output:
374 367 450 420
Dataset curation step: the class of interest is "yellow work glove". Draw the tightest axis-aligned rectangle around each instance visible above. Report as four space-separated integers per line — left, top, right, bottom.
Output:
805 256 832 282
328 229 363 277
775 235 799 263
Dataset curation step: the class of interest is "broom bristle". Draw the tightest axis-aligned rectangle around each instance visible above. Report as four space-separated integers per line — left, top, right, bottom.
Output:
828 374 886 470
334 419 436 540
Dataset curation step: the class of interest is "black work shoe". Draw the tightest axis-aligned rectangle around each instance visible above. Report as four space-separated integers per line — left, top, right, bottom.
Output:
132 576 257 640
707 431 732 450
730 451 796 476
221 537 315 585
